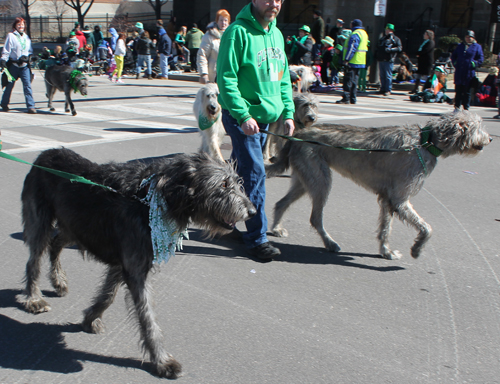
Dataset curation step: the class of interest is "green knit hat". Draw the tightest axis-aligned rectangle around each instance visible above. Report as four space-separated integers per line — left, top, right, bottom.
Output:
386 23 395 30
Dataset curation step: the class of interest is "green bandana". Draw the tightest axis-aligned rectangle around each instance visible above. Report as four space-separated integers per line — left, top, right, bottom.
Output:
68 70 83 93
198 112 220 131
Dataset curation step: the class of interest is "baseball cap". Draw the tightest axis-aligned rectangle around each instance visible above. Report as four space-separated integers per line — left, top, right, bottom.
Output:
299 25 311 33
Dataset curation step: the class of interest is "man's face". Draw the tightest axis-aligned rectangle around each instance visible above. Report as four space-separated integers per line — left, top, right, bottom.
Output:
385 28 393 35
299 30 306 38
465 35 474 44
252 0 282 27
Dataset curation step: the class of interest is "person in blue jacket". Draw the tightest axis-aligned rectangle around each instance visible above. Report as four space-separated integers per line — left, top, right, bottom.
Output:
451 30 483 111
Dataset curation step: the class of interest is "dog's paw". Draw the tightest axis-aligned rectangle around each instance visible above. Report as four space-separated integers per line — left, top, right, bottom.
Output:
82 317 105 334
271 227 288 237
326 241 341 253
156 357 182 379
382 250 402 260
410 246 422 259
24 298 51 314
50 273 69 297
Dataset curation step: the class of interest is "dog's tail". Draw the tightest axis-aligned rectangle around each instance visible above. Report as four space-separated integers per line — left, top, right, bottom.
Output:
265 140 292 177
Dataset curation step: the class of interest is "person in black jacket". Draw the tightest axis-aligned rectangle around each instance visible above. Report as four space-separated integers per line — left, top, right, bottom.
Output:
409 30 435 94
135 30 156 79
157 29 172 79
286 25 315 66
310 10 325 60
376 23 402 95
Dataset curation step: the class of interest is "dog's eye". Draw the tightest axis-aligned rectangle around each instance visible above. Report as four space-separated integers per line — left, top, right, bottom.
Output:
221 180 228 188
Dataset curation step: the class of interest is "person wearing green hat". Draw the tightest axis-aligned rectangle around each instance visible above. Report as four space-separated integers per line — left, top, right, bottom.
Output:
330 43 343 84
376 23 402 95
286 25 314 66
65 30 80 52
320 36 334 84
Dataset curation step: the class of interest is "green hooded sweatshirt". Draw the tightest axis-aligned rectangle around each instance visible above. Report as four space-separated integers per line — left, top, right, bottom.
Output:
217 3 294 125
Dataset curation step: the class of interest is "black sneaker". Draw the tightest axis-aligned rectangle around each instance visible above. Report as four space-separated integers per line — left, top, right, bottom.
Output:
1 105 9 112
336 99 349 104
247 242 281 261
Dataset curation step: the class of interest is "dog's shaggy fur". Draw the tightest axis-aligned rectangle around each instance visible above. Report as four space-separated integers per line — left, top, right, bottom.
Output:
193 83 225 162
21 148 256 378
45 65 88 116
266 110 491 259
263 92 319 162
289 65 317 93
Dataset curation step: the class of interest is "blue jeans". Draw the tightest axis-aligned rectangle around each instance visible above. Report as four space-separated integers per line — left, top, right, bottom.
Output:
378 61 393 93
136 54 152 75
222 109 268 249
159 53 169 77
1 64 35 109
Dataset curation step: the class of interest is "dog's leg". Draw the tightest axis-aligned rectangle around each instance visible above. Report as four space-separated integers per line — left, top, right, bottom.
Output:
395 201 432 258
48 233 70 297
47 86 56 111
210 125 225 162
377 198 402 260
23 198 53 313
65 89 76 116
309 171 341 252
272 175 306 237
82 265 123 334
263 122 277 163
124 272 182 379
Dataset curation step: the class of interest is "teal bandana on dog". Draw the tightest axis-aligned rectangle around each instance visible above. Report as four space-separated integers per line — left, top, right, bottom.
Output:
140 175 189 264
198 112 220 131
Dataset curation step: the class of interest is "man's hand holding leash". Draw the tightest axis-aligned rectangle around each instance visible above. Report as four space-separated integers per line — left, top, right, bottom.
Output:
243 118 295 137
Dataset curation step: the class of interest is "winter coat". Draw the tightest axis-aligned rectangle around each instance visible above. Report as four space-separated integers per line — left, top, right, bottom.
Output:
92 29 104 50
136 36 156 56
185 27 204 49
289 35 314 66
157 31 172 56
376 32 402 62
75 30 86 51
197 22 222 82
416 39 435 76
451 42 484 86
311 17 325 43
109 28 118 51
114 39 126 56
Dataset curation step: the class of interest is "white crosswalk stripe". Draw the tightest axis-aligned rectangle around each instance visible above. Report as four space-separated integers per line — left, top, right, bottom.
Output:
1 95 454 154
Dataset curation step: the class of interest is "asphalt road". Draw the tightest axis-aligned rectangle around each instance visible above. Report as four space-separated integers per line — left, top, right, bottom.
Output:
1 73 499 384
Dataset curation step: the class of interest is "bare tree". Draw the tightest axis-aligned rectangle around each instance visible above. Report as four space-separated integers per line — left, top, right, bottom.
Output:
46 0 70 39
63 0 94 27
17 0 37 36
147 0 170 20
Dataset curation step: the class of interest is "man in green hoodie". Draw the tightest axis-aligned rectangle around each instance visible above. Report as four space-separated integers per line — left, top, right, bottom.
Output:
217 0 295 261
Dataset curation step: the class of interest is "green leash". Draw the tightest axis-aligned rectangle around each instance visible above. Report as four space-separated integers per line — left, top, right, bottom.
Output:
0 143 116 192
260 125 442 175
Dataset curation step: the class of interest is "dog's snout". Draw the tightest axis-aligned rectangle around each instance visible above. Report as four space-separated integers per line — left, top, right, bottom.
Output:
490 136 493 142
248 206 257 218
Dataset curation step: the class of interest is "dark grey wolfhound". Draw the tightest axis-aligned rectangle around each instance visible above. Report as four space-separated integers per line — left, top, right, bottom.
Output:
266 110 491 260
21 148 256 378
45 65 88 116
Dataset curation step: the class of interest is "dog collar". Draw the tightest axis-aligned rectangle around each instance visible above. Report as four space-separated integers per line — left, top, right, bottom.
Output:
198 112 220 131
420 127 442 157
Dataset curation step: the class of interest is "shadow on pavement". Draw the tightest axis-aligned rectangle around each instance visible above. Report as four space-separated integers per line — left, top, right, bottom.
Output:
185 229 405 272
0 291 156 376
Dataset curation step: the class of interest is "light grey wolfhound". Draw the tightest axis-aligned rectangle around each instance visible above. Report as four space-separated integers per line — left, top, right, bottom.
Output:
45 65 88 116
193 83 225 162
263 92 319 162
21 148 256 378
266 110 491 260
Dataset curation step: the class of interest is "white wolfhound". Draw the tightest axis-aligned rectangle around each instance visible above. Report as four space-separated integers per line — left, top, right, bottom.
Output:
193 83 225 162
